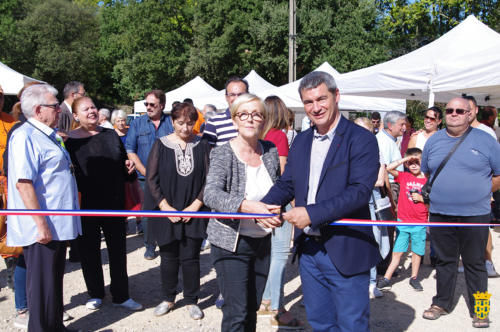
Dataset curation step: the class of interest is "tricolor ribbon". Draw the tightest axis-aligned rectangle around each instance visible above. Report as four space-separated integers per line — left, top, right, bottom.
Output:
0 209 493 227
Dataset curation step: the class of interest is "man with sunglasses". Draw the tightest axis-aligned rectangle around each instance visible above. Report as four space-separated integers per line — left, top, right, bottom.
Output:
421 97 500 328
125 89 174 260
58 81 85 134
201 76 248 147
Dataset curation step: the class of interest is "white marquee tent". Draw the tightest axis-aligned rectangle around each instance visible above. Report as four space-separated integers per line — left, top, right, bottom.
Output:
0 61 42 95
338 15 500 107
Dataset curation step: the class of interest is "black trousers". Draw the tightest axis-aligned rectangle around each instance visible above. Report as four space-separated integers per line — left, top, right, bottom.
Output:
211 235 271 332
78 217 129 303
429 213 489 315
23 241 66 332
159 237 203 304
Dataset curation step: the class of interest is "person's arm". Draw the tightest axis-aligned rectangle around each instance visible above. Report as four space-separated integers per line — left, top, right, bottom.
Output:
125 119 146 176
127 153 145 176
16 180 52 244
374 164 386 187
386 156 412 177
492 175 500 192
407 133 418 149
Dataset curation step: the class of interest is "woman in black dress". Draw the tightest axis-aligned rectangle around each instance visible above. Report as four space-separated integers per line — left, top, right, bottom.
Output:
66 97 142 311
143 102 209 320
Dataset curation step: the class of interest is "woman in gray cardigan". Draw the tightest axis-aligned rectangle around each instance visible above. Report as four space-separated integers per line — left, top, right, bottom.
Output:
204 94 282 332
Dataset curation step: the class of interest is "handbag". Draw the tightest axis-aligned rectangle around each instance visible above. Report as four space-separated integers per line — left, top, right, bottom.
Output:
124 180 143 211
421 126 472 204
372 192 396 221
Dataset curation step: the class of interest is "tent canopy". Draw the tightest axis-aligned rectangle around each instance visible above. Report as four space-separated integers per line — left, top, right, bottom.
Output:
338 15 500 107
0 61 42 95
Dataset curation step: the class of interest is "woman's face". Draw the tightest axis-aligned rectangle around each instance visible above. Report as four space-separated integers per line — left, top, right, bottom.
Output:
233 100 264 139
173 115 195 141
74 98 98 128
114 117 127 131
424 109 441 132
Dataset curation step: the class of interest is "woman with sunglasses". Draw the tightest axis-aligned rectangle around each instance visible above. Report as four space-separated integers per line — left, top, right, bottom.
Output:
408 106 443 150
142 102 209 320
66 96 142 312
204 94 282 332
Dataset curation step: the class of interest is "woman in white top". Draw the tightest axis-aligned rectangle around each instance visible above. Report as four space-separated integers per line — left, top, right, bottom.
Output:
408 106 443 150
204 94 282 332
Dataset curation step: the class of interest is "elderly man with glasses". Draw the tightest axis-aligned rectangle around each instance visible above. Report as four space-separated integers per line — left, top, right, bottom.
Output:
7 84 82 332
421 97 500 328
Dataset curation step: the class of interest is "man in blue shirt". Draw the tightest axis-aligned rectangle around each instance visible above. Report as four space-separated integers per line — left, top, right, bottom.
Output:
421 97 500 328
7 84 81 332
126 90 173 259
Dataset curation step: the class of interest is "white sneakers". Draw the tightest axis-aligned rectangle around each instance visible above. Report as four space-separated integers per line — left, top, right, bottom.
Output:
113 298 143 311
369 284 383 299
486 260 499 278
85 298 102 310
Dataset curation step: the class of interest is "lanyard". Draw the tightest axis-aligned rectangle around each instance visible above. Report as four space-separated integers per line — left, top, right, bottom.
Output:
26 121 75 175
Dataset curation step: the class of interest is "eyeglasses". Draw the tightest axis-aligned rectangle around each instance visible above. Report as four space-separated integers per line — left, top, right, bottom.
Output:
74 91 87 97
445 108 468 115
39 103 60 109
144 102 158 108
227 92 245 98
236 112 263 122
424 115 437 121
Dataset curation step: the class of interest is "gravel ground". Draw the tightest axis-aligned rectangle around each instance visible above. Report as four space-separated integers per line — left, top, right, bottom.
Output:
1 227 499 332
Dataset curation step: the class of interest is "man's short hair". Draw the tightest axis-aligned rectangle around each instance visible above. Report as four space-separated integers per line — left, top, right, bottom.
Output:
298 71 337 100
371 111 381 120
63 81 84 99
405 147 422 157
224 76 249 95
204 104 217 113
383 111 407 129
463 95 477 107
21 84 58 118
99 108 111 120
183 98 194 105
145 89 166 106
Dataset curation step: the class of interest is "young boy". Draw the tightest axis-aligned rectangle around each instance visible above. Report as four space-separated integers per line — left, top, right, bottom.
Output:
377 147 428 291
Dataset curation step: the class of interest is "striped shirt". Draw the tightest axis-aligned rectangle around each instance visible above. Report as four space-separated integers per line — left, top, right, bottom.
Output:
201 109 238 146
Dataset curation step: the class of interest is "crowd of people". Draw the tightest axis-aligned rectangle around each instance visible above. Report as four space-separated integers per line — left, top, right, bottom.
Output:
0 69 499 332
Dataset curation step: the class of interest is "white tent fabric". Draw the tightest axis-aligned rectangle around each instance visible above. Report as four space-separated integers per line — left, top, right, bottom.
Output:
267 62 406 111
338 15 500 106
134 76 222 113
0 61 42 95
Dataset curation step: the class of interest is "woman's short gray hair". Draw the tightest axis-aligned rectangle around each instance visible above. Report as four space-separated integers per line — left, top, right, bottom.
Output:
383 111 407 129
298 71 337 100
20 84 58 119
111 109 127 124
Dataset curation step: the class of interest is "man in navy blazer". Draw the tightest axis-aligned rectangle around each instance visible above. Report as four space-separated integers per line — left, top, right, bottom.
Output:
261 71 381 332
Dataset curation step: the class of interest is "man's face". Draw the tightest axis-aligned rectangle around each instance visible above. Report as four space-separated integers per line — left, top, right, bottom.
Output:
71 85 86 100
145 94 163 120
468 100 478 123
225 82 247 107
445 98 470 130
36 93 61 128
387 118 406 138
371 118 380 128
300 83 340 134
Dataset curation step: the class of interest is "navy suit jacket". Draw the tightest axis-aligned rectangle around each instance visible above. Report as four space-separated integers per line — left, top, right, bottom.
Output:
262 115 381 276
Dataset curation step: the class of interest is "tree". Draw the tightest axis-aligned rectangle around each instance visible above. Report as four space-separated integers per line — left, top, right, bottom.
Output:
2 0 102 99
98 0 195 103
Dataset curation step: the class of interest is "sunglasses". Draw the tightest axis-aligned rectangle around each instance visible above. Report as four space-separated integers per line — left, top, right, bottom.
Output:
144 102 157 107
445 108 468 115
424 115 437 121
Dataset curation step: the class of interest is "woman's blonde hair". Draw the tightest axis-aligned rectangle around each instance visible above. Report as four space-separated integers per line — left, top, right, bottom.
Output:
260 95 289 138
354 117 374 133
230 93 267 120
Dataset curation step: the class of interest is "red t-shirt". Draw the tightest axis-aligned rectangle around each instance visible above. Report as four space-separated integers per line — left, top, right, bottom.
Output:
264 128 289 157
395 172 428 222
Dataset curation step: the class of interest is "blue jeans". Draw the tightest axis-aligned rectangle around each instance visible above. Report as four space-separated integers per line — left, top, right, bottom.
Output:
14 254 27 311
262 220 292 310
299 238 370 332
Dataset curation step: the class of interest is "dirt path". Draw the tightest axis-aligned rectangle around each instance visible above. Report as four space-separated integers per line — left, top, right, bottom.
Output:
1 227 499 331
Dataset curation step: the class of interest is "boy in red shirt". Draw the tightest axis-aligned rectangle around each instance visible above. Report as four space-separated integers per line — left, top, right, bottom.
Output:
377 147 428 291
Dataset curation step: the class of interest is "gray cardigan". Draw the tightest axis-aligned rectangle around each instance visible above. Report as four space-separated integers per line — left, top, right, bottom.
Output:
203 140 280 252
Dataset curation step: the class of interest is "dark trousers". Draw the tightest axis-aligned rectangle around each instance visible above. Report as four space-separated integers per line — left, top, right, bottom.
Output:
23 241 67 332
78 217 129 303
299 237 370 332
138 178 156 251
211 235 271 332
429 213 489 315
159 237 203 304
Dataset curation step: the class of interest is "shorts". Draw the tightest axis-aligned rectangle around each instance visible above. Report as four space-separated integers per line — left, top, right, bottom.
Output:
393 226 426 256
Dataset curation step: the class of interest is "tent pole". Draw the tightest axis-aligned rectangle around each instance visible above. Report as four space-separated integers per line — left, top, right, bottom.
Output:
428 90 435 108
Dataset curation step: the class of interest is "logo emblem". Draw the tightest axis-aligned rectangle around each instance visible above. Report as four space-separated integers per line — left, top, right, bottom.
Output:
473 291 491 319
